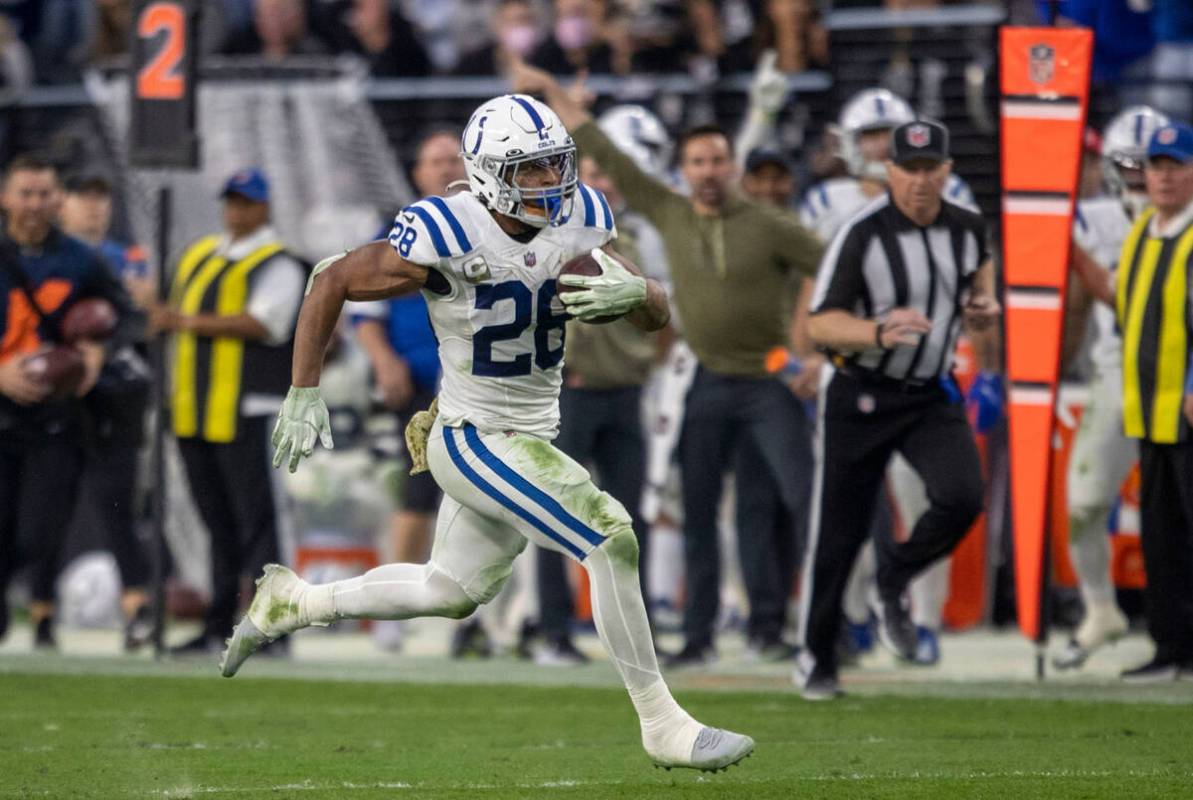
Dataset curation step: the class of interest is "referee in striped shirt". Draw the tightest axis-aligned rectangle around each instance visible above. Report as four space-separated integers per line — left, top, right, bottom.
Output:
795 120 1001 699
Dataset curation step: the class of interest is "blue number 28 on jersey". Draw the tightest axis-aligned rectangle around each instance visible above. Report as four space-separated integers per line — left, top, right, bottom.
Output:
473 280 567 377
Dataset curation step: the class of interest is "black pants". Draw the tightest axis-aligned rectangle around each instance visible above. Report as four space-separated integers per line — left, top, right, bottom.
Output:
72 437 149 589
0 433 84 607
679 368 812 649
395 386 442 514
1138 439 1193 663
538 385 647 641
176 416 280 639
799 369 983 677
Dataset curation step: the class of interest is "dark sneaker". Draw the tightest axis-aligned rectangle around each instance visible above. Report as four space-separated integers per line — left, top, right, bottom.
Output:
872 594 917 662
450 619 492 659
534 637 590 667
1121 658 1180 684
663 641 717 669
124 604 155 652
746 634 796 662
33 617 56 651
171 633 222 656
913 626 940 666
794 654 843 701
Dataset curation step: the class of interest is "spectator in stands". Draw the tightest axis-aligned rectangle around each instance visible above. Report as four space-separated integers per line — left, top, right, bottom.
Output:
57 173 155 651
741 148 797 209
513 61 824 667
221 0 328 60
0 155 136 649
1151 0 1193 118
455 0 541 76
132 169 307 655
327 0 430 77
530 0 616 76
91 0 132 63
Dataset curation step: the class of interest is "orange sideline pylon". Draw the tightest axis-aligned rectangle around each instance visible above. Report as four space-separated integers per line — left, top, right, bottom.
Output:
999 27 1092 642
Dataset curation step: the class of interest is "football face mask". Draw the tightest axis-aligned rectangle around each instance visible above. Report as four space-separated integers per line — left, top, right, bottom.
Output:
501 149 578 227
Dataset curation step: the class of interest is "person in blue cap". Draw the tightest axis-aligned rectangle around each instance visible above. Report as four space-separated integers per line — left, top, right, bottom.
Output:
132 167 309 656
1114 121 1193 682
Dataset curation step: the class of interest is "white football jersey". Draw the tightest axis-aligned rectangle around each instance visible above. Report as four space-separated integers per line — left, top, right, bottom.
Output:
800 174 978 243
389 186 617 438
1073 196 1133 369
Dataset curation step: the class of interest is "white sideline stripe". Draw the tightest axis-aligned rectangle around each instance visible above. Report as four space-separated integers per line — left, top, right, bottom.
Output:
1003 197 1071 215
1011 387 1055 406
1001 101 1082 120
140 769 1193 796
1006 292 1062 311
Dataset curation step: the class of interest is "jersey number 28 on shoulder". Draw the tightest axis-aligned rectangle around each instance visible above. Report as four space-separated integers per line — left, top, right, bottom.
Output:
473 280 567 377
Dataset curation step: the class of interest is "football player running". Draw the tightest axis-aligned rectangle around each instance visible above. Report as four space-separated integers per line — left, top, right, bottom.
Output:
219 93 754 772
1055 105 1171 670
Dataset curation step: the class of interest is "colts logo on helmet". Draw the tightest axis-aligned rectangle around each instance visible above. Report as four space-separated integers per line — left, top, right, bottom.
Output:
907 124 930 148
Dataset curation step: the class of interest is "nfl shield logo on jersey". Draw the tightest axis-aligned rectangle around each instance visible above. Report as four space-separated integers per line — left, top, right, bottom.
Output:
1029 43 1054 85
524 251 537 267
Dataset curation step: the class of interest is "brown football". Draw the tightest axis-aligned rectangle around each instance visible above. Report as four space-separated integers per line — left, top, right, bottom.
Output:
22 346 86 400
558 250 635 325
62 297 118 342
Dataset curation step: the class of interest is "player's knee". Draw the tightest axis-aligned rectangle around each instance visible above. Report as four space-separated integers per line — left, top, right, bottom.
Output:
597 526 639 569
441 596 478 620
426 564 481 619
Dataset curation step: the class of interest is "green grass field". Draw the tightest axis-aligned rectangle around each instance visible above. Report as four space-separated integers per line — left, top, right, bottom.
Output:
2 663 1192 800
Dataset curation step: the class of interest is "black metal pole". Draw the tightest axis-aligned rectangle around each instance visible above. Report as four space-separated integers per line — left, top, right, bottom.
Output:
150 184 171 658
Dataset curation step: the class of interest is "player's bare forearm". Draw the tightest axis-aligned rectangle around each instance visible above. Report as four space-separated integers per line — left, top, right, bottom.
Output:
1070 244 1115 306
293 243 427 387
627 278 670 332
807 310 879 353
180 312 270 341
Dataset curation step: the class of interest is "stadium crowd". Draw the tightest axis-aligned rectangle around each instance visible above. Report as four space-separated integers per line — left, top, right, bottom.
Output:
0 0 1191 693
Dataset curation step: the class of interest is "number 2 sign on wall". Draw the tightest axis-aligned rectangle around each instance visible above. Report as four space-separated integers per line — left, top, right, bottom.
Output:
129 0 200 168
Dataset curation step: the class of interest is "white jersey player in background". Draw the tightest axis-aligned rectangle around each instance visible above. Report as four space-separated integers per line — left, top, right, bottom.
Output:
798 88 981 665
219 93 754 772
1054 105 1170 670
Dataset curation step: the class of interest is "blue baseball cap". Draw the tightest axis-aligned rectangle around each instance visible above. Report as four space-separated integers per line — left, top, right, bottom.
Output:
1147 123 1193 164
221 168 269 202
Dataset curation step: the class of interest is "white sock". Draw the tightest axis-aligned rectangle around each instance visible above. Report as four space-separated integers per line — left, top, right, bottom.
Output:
1068 507 1116 608
583 540 702 759
301 562 475 624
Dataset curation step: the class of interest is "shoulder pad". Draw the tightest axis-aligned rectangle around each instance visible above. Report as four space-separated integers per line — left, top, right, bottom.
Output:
390 194 479 265
571 183 616 232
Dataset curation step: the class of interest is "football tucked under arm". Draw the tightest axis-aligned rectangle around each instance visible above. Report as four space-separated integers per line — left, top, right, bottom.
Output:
557 246 669 331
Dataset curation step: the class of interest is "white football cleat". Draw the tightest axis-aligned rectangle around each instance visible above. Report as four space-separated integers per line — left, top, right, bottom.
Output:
1053 602 1129 671
649 726 755 773
220 564 312 677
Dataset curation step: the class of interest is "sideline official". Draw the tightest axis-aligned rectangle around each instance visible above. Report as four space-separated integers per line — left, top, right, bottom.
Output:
1115 122 1193 682
795 120 1000 699
134 169 308 654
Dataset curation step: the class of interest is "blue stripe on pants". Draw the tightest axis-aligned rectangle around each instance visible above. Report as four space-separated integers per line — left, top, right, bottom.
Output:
443 426 586 560
463 425 606 548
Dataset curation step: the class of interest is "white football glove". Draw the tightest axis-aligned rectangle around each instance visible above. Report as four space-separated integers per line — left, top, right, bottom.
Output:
748 50 788 118
558 248 646 322
272 386 334 473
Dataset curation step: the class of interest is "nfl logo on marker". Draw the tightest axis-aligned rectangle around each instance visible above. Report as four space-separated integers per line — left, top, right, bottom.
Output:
1029 43 1054 85
524 252 537 267
1158 127 1177 145
907 124 930 148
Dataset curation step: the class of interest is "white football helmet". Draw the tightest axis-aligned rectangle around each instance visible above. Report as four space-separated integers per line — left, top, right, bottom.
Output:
460 94 578 228
837 88 915 182
597 104 673 179
1102 105 1170 218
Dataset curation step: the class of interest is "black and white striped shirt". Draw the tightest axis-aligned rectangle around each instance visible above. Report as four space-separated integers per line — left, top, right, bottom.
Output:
810 194 989 384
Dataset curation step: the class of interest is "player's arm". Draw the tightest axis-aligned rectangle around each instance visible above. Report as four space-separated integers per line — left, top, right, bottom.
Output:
273 242 427 472
605 244 670 332
293 241 428 387
560 245 670 332
1070 242 1115 306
